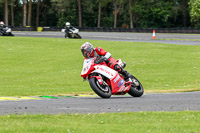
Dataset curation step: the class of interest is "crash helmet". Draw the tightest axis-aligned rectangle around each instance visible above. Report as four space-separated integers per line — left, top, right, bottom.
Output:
81 42 94 58
66 22 70 27
0 21 4 26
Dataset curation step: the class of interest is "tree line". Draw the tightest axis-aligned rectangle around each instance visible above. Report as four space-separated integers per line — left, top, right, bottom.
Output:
0 0 200 28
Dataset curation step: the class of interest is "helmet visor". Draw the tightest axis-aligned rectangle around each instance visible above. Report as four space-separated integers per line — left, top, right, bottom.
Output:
81 49 88 58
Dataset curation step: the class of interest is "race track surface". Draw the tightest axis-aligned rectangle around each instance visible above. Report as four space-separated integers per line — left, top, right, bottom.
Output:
13 31 200 45
1 31 200 114
0 92 200 115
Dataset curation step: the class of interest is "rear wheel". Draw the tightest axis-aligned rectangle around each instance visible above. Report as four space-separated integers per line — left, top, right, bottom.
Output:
128 75 144 97
89 77 111 98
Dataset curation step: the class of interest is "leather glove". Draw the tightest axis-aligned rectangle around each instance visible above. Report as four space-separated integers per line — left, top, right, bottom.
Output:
94 57 107 64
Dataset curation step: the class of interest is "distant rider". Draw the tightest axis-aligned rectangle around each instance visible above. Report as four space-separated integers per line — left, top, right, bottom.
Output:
65 22 74 38
81 42 131 80
0 21 5 32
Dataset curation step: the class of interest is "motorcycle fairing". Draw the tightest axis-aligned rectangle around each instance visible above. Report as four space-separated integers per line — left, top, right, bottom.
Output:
69 28 79 33
6 28 11 33
92 65 131 94
81 57 132 94
81 57 95 77
92 65 117 80
111 75 131 94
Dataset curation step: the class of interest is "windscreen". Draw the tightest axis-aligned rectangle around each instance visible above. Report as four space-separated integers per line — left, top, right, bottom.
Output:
81 57 94 75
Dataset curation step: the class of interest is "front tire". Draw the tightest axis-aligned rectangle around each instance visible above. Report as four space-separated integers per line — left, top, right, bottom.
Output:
75 33 81 39
128 75 144 97
89 77 111 98
9 33 14 36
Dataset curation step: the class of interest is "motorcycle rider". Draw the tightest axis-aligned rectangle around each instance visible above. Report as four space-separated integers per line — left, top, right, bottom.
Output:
81 42 131 80
0 21 5 32
65 22 74 38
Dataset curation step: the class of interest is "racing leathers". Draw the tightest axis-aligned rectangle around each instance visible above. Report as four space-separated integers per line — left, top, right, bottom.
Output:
65 25 74 38
90 47 130 80
0 25 4 32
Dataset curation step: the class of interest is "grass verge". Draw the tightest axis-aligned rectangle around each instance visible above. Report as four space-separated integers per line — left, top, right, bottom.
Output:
0 37 200 96
0 111 199 133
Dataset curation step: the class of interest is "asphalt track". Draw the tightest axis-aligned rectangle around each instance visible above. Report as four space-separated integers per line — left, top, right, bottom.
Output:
13 31 200 45
0 92 200 115
1 31 200 115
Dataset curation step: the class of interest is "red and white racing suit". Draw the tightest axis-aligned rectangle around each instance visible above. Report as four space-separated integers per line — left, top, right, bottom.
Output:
89 47 124 73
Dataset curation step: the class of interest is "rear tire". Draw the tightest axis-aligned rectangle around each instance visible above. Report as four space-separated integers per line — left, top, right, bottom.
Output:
128 75 144 97
89 77 111 98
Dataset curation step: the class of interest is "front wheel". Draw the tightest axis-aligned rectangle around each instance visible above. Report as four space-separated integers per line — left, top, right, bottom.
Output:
89 77 111 98
75 33 81 39
128 75 144 97
9 33 14 36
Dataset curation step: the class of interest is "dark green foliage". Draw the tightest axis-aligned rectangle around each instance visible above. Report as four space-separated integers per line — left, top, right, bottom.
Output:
133 1 174 28
0 0 196 28
0 0 4 21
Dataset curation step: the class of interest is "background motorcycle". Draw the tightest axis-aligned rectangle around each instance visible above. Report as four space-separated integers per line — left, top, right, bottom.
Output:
62 28 81 39
0 27 14 36
81 57 144 98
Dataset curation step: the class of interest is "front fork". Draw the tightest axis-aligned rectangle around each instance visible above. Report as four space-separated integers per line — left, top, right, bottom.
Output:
89 75 103 85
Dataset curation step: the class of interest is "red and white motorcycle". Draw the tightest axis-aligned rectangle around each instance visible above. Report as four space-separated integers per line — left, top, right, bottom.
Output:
81 57 144 98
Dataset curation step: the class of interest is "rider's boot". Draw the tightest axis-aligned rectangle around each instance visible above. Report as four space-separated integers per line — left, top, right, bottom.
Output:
119 69 131 81
114 64 131 81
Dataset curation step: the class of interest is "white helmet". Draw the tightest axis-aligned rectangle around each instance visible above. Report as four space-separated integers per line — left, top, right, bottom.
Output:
0 21 4 25
66 22 70 27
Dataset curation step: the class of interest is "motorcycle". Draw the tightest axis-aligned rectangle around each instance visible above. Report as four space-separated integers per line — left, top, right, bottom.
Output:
81 57 144 98
62 27 81 39
0 26 14 36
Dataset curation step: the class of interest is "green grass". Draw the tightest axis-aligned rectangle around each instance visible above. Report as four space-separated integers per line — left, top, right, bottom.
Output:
0 111 199 133
0 37 200 96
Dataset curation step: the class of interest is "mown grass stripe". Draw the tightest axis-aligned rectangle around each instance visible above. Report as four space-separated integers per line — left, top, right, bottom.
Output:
40 96 59 99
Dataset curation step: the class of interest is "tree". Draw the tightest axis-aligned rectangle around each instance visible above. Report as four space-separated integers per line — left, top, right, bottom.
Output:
97 0 101 27
28 0 32 26
180 0 189 27
128 0 136 28
10 0 14 26
36 0 40 27
50 0 74 27
132 0 174 28
97 0 113 27
113 0 118 28
78 0 82 27
189 0 200 27
171 0 190 27
113 0 124 28
23 0 27 26
43 0 47 26
4 0 8 26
